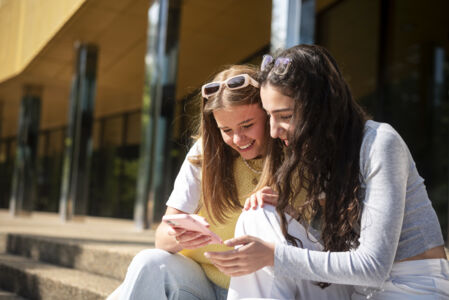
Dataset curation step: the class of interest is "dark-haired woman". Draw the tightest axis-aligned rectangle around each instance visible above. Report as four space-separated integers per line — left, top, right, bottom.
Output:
206 45 449 299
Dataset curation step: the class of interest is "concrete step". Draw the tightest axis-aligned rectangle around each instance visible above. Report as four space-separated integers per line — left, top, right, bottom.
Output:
0 289 27 300
0 253 121 300
3 233 150 281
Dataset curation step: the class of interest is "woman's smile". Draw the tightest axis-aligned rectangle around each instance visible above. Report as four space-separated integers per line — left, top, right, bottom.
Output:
213 104 267 160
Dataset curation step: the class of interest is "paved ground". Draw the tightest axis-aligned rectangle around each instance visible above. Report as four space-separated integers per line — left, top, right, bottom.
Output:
0 209 156 253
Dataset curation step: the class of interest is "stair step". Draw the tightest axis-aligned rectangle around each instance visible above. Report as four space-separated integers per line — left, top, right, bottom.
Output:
0 289 27 300
0 253 121 300
4 233 150 280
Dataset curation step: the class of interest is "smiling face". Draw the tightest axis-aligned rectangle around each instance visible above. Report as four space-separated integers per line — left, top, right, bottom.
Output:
260 83 295 145
213 103 267 160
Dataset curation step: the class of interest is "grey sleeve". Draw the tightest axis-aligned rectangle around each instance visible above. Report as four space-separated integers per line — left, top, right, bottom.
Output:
273 129 410 287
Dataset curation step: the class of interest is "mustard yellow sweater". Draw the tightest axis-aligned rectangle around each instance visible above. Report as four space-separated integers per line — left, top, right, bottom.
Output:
180 157 262 289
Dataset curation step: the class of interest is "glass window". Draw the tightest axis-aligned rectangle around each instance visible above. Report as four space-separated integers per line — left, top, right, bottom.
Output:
103 116 123 147
317 0 449 240
126 111 141 145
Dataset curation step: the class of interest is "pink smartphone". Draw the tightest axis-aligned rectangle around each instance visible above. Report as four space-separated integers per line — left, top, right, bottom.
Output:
162 214 222 244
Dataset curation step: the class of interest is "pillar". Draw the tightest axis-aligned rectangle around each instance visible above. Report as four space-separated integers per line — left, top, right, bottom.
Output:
134 0 181 229
270 0 315 52
59 43 98 221
9 85 42 216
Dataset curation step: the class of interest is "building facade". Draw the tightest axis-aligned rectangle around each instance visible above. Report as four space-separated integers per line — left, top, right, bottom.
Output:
0 0 447 239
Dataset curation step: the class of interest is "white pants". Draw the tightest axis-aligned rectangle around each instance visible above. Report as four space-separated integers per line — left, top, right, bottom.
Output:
227 205 353 300
352 258 449 300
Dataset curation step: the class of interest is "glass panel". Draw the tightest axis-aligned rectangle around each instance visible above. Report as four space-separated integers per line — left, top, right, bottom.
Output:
48 129 64 155
126 111 141 145
35 127 64 213
89 111 139 219
382 0 449 240
317 0 379 102
9 139 16 159
317 0 449 241
103 116 123 147
38 132 47 157
0 141 5 163
92 120 102 150
0 140 11 208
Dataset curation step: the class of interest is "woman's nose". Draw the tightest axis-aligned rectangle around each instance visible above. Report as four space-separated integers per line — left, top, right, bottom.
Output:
270 119 280 138
233 132 244 145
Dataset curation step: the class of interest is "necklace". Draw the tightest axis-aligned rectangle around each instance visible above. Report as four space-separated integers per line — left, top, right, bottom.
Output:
242 157 262 185
242 157 262 174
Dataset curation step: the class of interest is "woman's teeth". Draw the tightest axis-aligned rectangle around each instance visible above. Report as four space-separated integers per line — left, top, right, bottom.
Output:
238 141 254 150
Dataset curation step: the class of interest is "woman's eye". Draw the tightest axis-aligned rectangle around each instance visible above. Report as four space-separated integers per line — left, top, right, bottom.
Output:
242 123 254 129
222 129 232 133
281 115 292 120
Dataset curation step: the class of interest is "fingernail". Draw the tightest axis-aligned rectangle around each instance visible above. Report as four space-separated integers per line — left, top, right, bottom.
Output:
204 252 210 258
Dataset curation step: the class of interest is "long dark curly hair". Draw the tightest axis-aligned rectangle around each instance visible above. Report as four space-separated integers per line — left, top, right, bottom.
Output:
259 44 369 253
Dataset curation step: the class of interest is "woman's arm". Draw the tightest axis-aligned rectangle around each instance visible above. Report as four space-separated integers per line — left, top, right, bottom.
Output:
271 127 409 286
155 207 187 253
156 140 210 253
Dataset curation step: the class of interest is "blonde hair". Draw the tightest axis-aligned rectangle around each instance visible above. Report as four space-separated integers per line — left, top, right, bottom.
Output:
195 64 263 223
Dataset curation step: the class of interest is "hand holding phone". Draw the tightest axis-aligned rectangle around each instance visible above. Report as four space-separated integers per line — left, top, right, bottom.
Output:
162 214 222 244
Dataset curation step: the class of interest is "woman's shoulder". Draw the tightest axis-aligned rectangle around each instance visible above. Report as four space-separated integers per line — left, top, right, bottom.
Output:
364 120 399 138
186 138 203 157
363 120 406 149
361 120 411 164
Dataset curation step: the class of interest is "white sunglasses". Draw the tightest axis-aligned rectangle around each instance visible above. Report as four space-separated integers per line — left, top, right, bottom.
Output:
201 74 259 99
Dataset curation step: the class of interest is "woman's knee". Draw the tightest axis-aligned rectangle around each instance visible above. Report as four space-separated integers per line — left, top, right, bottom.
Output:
236 205 278 237
238 205 277 225
128 248 171 273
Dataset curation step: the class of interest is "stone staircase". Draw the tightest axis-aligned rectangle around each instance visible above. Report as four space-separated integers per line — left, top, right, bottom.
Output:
0 210 155 300
1 210 448 299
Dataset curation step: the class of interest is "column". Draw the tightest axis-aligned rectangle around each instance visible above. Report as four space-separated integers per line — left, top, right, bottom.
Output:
9 85 42 216
59 43 98 221
270 0 315 52
134 0 181 229
0 100 3 142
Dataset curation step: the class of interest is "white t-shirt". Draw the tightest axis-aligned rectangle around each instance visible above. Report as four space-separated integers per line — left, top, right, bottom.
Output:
166 140 202 213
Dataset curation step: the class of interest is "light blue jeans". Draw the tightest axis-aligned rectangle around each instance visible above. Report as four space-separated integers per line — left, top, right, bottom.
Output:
116 249 228 300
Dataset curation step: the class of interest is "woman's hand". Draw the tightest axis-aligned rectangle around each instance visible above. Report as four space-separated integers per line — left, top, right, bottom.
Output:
167 226 212 249
156 207 212 253
243 186 278 210
204 235 275 277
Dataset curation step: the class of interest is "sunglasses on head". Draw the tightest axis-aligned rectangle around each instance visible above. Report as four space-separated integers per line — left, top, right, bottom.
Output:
201 74 259 99
260 54 292 76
